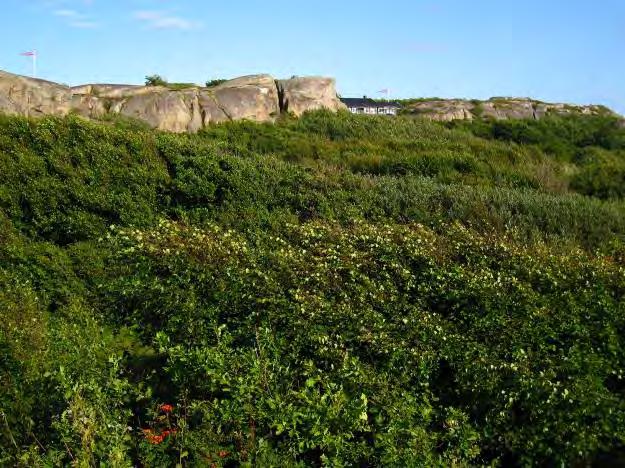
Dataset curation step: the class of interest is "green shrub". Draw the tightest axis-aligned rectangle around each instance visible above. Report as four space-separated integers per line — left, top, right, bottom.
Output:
145 74 167 87
205 79 228 87
449 114 625 160
144 75 196 90
571 164 625 199
95 219 625 466
0 111 624 465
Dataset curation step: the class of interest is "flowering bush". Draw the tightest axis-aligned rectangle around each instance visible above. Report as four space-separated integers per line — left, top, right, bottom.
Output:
100 219 625 465
0 113 624 466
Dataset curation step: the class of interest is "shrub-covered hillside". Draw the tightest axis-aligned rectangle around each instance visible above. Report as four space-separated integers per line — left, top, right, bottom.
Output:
0 111 624 466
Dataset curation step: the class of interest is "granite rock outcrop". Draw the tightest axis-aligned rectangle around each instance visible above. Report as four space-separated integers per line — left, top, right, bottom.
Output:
0 70 344 132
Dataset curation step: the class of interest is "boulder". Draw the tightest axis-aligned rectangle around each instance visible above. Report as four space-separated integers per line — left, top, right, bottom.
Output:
277 77 346 116
197 92 229 125
69 94 109 119
118 89 198 133
408 99 475 121
71 83 160 99
1 68 620 131
0 70 71 117
481 99 536 120
0 70 285 132
209 74 280 122
405 97 621 122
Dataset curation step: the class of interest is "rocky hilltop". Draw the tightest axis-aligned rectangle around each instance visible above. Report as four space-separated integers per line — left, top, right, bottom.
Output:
0 70 345 133
1 69 621 132
403 97 618 122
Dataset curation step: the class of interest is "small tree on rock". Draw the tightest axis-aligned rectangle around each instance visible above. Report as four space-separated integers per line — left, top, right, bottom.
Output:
206 79 227 87
145 75 167 87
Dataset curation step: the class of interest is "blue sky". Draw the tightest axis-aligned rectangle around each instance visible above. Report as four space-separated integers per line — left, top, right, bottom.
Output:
2 0 624 114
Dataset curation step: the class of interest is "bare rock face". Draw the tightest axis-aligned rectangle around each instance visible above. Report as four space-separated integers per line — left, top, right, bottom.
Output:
119 89 200 133
481 99 536 120
70 84 205 132
0 70 286 133
0 69 621 131
405 97 619 122
0 70 71 117
408 100 475 121
69 94 108 119
71 84 152 99
197 93 229 125
277 77 346 116
75 74 280 131
209 74 280 122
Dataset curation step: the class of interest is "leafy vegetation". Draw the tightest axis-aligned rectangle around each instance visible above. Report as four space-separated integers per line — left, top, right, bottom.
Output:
0 111 624 466
144 74 229 90
145 74 168 87
448 114 625 200
144 74 197 90
206 79 228 87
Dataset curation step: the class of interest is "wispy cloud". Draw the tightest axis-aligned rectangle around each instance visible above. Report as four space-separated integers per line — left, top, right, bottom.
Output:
133 10 201 30
53 9 80 18
43 1 100 28
68 20 99 29
52 6 100 28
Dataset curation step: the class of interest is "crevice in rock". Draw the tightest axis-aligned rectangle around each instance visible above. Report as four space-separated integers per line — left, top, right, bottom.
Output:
212 94 233 121
276 80 287 114
185 92 198 132
531 102 539 120
199 101 207 128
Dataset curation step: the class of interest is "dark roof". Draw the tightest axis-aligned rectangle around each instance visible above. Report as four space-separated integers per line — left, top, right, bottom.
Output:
341 97 402 108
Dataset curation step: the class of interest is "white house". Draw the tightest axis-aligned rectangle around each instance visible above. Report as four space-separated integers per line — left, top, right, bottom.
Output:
341 97 402 116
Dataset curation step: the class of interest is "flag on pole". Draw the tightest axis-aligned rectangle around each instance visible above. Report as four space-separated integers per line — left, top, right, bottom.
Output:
19 50 37 78
377 88 391 100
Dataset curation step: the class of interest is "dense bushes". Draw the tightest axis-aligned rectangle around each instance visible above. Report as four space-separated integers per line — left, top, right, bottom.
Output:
0 112 624 465
448 114 625 200
103 220 623 466
206 79 228 87
448 114 625 158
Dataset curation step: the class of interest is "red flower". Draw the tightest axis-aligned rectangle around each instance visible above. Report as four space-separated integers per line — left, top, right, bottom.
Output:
145 432 165 444
218 450 230 458
143 428 167 444
160 404 174 413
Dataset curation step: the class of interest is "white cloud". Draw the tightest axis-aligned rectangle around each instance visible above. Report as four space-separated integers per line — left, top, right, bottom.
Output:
50 4 100 29
53 9 80 17
133 10 201 30
69 20 99 29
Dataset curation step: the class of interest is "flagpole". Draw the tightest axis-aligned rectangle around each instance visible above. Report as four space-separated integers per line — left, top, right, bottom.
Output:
33 50 37 78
